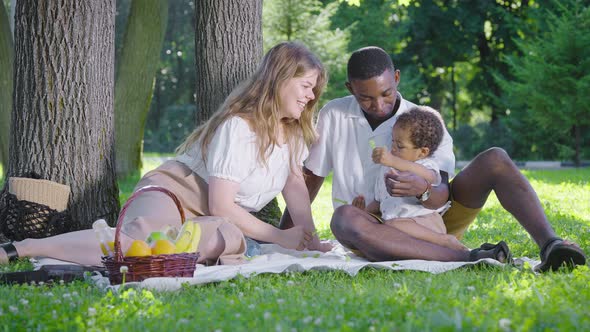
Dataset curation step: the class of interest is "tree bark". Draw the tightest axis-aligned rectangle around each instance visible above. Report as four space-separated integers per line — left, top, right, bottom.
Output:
195 1 281 225
0 1 13 176
194 0 263 124
114 0 168 177
9 0 119 228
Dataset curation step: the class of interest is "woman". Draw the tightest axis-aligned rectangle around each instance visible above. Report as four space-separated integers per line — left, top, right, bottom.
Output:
1 42 330 266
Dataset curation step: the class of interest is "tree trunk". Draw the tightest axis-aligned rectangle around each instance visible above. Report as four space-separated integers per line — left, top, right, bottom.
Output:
194 0 263 124
195 1 280 225
9 0 119 229
115 0 168 177
0 1 13 176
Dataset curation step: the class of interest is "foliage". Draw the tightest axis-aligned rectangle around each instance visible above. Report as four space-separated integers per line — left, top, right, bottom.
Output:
144 104 195 153
143 0 196 153
263 0 351 103
452 119 514 161
497 1 590 165
1 166 590 330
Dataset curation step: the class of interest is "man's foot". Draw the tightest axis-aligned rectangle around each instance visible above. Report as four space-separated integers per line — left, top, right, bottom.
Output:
0 243 20 264
469 241 511 263
534 237 586 272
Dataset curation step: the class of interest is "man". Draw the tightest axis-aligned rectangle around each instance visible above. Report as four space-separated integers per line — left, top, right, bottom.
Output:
281 46 586 271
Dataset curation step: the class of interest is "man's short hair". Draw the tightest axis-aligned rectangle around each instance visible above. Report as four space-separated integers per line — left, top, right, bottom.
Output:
347 46 394 81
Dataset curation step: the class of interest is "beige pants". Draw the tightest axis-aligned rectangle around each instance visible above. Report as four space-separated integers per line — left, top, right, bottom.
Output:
120 160 246 265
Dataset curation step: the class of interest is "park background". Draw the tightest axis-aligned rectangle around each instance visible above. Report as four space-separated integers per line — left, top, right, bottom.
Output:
0 1 589 330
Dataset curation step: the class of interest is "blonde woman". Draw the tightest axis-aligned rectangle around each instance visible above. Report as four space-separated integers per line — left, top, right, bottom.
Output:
1 42 331 266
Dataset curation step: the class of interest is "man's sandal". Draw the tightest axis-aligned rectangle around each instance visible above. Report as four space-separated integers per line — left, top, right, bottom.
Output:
1 243 20 263
469 241 512 264
534 237 586 272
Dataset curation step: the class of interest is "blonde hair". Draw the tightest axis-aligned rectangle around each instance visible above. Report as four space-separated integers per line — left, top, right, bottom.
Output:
176 42 327 170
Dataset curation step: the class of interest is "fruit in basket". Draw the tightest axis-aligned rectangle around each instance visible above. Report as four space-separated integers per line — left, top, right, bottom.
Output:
163 225 179 241
151 239 177 255
174 221 201 253
100 241 115 256
146 231 169 246
125 240 151 257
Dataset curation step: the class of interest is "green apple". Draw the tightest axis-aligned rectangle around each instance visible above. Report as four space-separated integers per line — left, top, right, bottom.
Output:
146 231 168 245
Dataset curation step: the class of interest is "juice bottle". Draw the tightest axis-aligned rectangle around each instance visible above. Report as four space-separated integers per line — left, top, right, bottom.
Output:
92 219 115 257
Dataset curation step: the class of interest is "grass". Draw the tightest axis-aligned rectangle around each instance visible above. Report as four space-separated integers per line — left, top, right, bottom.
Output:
1 162 589 331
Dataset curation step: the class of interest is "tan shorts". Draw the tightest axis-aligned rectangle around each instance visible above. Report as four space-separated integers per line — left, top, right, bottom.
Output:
121 160 210 238
442 180 482 239
120 160 246 265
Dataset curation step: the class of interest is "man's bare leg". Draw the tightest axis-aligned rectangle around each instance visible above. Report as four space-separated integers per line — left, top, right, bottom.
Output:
451 147 556 247
330 205 502 262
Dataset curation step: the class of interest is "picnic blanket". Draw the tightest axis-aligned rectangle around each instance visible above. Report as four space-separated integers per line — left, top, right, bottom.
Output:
34 241 540 292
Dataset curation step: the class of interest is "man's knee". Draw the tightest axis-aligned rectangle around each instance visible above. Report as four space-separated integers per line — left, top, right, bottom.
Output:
473 147 515 175
330 205 363 240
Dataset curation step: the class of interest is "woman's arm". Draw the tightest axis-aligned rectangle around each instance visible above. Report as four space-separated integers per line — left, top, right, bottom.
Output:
282 168 331 252
208 177 311 250
372 147 437 184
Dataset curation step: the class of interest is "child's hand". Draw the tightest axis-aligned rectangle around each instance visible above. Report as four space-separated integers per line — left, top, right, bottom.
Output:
352 195 366 210
372 147 396 165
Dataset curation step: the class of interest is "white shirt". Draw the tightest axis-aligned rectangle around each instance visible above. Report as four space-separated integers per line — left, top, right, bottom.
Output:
176 116 307 212
375 158 442 220
305 95 455 209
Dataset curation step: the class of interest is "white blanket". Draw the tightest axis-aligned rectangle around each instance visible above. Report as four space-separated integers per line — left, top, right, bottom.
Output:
35 241 539 292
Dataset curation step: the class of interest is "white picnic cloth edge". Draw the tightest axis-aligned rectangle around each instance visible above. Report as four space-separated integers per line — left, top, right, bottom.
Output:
33 241 540 292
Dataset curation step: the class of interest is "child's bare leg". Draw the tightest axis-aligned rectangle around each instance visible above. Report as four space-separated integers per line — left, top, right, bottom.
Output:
383 218 468 251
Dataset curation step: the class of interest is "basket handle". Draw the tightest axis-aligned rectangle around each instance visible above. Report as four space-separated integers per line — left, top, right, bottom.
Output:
113 185 186 261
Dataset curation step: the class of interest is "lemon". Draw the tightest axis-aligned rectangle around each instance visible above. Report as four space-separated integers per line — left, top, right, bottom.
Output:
125 240 151 257
151 239 177 255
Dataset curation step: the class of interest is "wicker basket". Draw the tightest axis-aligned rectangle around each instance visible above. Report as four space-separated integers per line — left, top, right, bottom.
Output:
102 185 200 284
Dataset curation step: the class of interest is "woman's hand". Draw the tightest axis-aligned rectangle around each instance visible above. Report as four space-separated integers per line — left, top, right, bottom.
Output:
310 240 334 252
279 226 313 250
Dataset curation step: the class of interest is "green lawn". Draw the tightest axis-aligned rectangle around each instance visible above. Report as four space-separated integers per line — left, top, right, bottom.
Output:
1 163 589 331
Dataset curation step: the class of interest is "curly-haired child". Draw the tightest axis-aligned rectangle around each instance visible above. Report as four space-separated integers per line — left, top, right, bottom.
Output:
353 106 467 251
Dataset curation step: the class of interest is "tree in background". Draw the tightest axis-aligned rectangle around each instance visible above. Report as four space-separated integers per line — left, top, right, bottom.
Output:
143 0 196 153
0 0 12 175
394 0 533 124
263 0 350 102
194 0 263 124
194 0 282 225
498 2 590 165
114 0 168 177
9 0 119 228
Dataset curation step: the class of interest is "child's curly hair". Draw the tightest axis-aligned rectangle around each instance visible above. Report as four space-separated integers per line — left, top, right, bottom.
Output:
395 106 444 156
